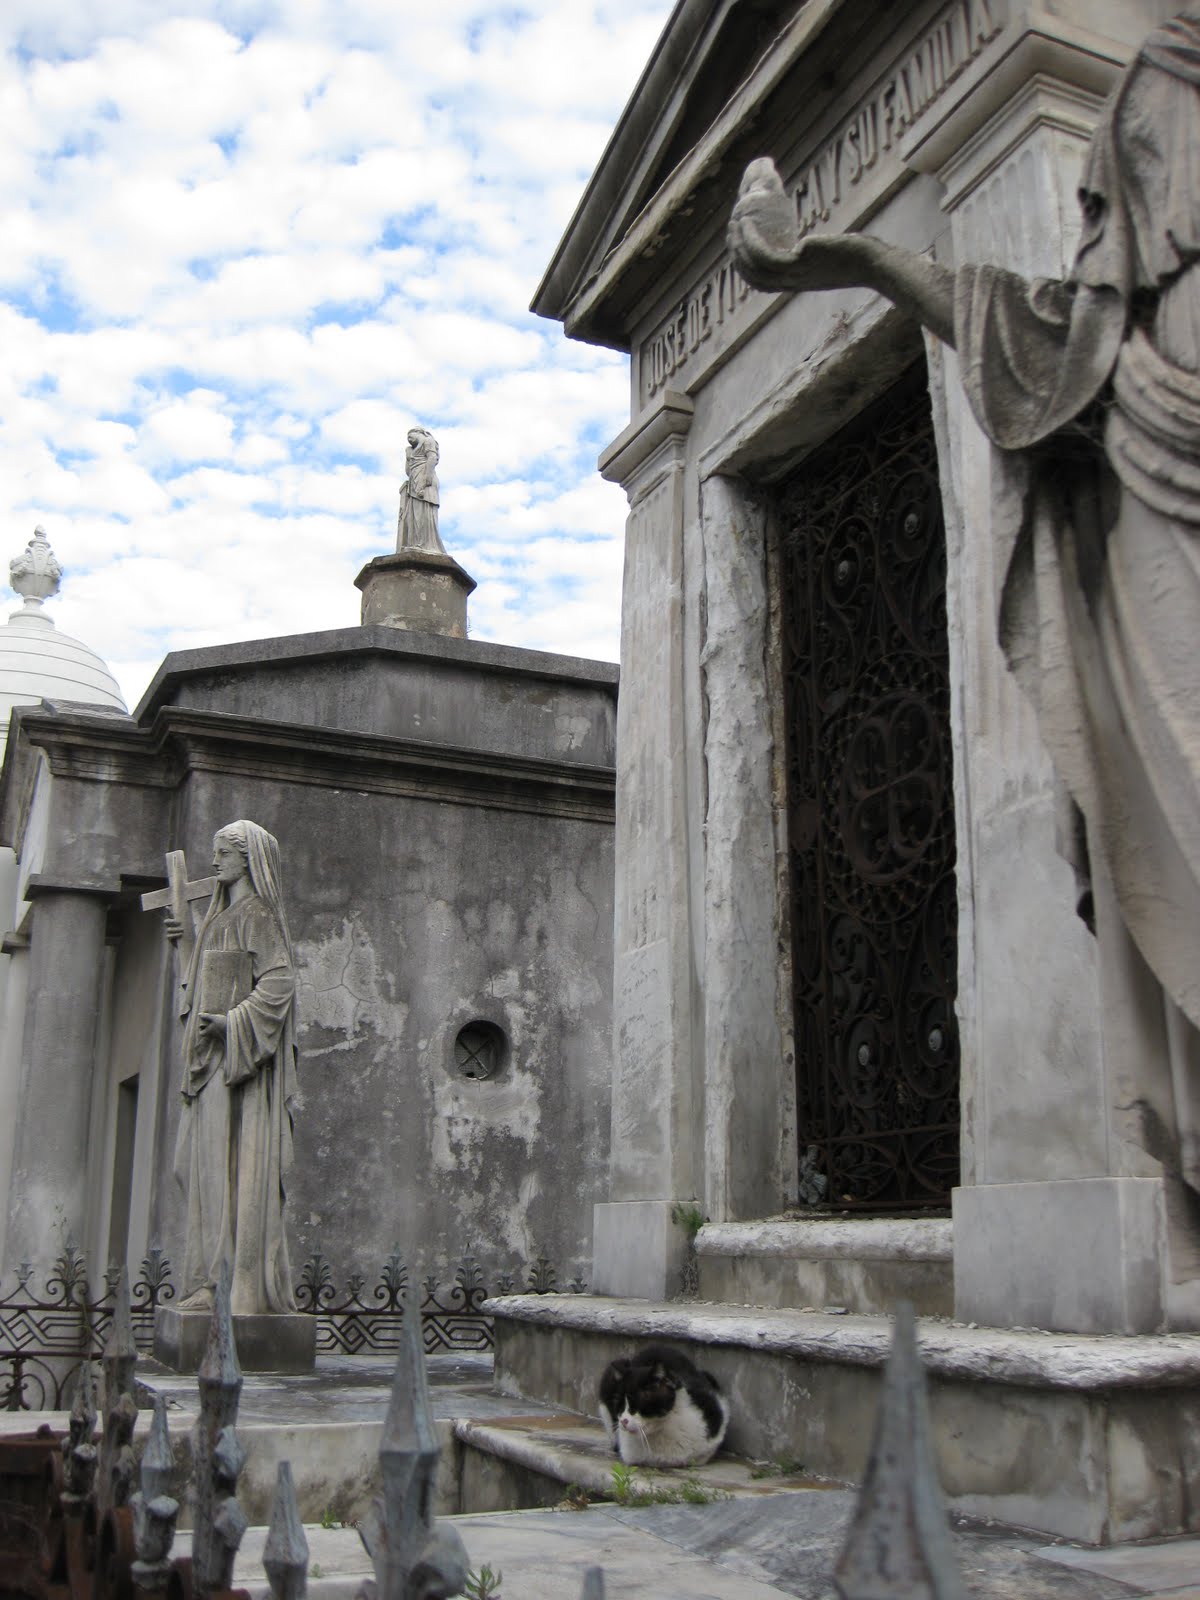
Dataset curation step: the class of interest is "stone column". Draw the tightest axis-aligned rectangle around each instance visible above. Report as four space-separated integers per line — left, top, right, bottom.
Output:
4 884 111 1270
698 473 793 1222
908 21 1191 1332
592 390 699 1299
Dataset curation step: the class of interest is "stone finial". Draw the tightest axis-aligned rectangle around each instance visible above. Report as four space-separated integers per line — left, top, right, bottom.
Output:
357 1285 467 1600
9 524 63 620
131 1395 180 1592
98 1265 138 1516
264 1461 309 1600
192 1261 248 1593
833 1302 966 1600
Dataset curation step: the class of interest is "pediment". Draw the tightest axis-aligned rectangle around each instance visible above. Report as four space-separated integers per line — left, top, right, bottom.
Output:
532 0 839 348
533 0 1037 357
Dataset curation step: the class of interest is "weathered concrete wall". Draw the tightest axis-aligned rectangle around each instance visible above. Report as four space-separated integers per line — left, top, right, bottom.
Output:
0 630 616 1290
151 775 614 1285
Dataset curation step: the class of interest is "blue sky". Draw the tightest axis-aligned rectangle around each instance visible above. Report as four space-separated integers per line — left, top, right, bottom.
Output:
0 1 673 707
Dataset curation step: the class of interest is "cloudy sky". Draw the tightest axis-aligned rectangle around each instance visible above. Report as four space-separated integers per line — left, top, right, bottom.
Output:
0 1 673 709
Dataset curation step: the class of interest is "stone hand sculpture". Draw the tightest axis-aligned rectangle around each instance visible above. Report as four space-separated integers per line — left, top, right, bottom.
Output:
169 821 299 1315
730 13 1200 1194
397 427 446 555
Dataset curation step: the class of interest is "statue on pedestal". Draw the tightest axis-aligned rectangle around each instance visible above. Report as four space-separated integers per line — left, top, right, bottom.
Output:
397 426 445 555
161 821 299 1316
729 14 1200 1193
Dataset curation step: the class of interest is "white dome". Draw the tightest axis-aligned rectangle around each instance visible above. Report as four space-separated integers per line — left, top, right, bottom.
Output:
0 527 126 757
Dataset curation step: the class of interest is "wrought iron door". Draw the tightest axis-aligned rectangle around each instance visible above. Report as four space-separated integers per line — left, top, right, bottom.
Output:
779 366 959 1208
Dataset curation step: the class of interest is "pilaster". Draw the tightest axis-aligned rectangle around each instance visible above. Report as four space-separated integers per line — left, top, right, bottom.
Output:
4 884 111 1270
698 473 793 1222
593 391 698 1298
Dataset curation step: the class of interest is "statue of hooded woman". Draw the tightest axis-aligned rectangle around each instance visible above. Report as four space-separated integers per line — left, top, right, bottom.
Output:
172 820 299 1317
397 426 446 555
729 14 1200 1200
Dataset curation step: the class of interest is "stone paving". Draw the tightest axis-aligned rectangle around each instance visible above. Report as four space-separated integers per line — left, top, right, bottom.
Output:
9 1351 1199 1597
217 1494 1200 1600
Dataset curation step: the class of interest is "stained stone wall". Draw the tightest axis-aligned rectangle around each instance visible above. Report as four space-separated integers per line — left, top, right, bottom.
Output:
0 625 616 1291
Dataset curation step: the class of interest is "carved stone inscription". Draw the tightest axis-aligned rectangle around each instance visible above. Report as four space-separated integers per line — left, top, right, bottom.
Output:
637 0 1006 407
793 0 1003 237
641 260 755 403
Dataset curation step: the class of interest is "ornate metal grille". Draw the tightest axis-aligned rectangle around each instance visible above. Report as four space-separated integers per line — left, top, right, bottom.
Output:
779 366 959 1208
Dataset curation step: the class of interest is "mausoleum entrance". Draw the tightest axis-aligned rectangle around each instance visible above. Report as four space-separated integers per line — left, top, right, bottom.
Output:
776 363 959 1209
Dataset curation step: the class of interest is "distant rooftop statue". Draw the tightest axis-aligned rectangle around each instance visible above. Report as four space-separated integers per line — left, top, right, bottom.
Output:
397 426 446 555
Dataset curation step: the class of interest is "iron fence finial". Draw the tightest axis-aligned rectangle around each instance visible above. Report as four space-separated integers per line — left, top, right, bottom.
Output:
131 1393 180 1591
357 1280 467 1600
264 1460 309 1600
833 1301 967 1600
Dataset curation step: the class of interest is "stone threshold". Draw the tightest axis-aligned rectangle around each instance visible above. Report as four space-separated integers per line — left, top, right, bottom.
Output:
484 1294 1200 1390
695 1217 953 1261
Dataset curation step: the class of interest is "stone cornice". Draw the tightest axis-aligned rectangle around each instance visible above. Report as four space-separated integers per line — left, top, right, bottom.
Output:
135 624 618 722
6 705 616 825
599 390 695 494
24 872 122 901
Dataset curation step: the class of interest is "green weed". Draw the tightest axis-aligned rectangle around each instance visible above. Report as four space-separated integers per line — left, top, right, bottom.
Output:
464 1563 503 1600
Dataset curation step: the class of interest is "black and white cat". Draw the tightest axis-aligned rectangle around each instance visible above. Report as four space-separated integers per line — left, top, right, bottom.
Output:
597 1343 729 1467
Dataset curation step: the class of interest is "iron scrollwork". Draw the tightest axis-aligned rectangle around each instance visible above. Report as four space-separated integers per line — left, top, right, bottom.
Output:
0 1244 586 1409
0 1245 174 1412
779 366 960 1208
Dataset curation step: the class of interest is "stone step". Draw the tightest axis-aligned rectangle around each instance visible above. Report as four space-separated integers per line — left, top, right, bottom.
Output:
695 1217 954 1316
486 1291 1200 1546
453 1407 833 1513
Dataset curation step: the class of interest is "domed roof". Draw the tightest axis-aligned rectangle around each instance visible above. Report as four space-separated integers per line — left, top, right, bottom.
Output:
0 526 126 757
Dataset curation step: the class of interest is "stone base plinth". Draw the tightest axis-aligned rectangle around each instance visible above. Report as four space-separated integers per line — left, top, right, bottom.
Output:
592 1200 694 1299
953 1177 1200 1334
153 1307 317 1374
355 551 476 638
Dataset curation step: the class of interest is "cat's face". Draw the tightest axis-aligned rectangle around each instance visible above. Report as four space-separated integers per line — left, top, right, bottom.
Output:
620 1363 679 1426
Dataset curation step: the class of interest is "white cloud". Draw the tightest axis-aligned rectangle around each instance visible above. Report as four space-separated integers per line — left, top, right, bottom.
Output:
0 0 676 709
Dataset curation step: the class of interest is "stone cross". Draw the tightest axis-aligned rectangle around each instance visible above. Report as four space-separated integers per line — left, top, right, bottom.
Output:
140 850 216 963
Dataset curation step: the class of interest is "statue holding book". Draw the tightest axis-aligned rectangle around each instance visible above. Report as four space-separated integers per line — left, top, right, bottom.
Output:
167 820 299 1316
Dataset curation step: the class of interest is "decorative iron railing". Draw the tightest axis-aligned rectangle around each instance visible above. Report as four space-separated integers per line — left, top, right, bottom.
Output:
0 1245 584 1408
294 1248 586 1358
0 1246 174 1410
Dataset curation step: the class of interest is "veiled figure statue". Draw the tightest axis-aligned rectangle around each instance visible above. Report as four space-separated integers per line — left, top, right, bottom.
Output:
729 14 1200 1195
171 820 299 1315
397 425 446 554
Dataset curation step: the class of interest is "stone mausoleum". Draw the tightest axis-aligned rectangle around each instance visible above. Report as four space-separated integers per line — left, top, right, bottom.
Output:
0 513 617 1298
487 0 1200 1546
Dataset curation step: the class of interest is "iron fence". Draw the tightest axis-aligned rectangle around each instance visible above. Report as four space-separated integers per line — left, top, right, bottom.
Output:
0 1244 584 1408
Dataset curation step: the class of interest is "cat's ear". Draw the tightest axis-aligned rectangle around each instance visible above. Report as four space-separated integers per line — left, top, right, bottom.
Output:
652 1362 679 1387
